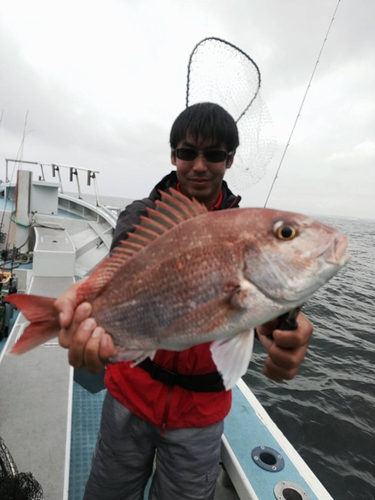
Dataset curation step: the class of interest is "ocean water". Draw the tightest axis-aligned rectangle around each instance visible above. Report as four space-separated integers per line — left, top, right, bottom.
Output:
99 196 375 499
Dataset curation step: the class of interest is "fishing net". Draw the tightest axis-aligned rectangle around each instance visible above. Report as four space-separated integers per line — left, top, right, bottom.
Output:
186 37 276 190
0 437 43 500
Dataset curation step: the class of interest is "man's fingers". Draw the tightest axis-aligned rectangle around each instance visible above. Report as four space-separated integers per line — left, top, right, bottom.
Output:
272 313 312 349
80 331 116 373
267 342 310 371
84 327 106 374
99 334 117 360
258 312 313 382
54 278 88 328
263 356 299 382
53 278 114 372
258 313 312 348
271 329 306 349
256 330 273 352
55 299 75 329
67 317 97 368
59 302 92 349
272 329 311 350
256 319 278 338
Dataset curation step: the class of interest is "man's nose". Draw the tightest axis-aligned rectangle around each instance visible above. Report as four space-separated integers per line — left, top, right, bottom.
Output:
192 153 208 172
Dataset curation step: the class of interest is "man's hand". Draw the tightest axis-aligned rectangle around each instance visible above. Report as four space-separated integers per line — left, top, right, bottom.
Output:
54 281 116 374
256 312 313 382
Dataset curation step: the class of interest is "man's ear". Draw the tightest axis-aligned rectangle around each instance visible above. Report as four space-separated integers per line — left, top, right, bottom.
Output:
171 149 176 166
226 151 236 170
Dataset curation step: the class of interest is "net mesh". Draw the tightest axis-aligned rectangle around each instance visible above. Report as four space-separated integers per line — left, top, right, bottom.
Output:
0 437 43 500
186 37 276 190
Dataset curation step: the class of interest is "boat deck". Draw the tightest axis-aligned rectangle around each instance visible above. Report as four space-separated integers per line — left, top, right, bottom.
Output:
68 384 105 499
0 275 74 500
0 195 87 220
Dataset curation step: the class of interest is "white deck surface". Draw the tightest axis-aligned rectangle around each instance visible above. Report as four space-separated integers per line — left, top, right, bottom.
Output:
0 276 74 500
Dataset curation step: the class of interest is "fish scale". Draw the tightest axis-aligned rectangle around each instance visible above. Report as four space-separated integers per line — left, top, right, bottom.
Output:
93 241 242 346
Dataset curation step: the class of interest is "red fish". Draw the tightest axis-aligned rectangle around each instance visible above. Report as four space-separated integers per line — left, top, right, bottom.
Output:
5 189 349 389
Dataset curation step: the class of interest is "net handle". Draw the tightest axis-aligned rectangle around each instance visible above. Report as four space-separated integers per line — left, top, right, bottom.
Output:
0 437 18 477
186 36 262 123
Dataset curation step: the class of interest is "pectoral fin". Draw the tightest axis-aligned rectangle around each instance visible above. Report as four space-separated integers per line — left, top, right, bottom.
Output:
210 330 255 390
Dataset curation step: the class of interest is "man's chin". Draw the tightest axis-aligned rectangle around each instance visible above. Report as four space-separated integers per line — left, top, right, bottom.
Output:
188 185 211 200
179 180 218 203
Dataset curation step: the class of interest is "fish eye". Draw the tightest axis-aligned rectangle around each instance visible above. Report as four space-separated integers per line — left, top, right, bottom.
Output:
273 222 297 241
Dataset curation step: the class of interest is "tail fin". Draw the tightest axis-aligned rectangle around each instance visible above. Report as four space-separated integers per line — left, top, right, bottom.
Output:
4 294 60 355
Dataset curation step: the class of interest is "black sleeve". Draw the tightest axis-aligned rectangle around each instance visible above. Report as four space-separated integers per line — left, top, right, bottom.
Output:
110 198 156 252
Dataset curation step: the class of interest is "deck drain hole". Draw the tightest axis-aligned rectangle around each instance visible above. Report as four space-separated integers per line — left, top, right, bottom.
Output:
260 452 276 465
274 481 310 500
283 489 302 500
251 446 285 472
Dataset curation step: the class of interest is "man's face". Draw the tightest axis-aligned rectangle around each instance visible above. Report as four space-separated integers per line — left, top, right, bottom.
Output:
171 136 235 207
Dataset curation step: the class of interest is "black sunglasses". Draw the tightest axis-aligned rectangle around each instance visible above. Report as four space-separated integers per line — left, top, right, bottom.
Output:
174 148 233 163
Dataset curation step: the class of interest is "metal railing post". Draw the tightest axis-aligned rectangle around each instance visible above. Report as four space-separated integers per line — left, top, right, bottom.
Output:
52 164 64 193
74 169 82 199
92 173 101 207
39 163 45 181
5 159 101 203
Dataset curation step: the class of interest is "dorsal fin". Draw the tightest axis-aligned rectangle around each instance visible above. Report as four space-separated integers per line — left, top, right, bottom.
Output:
76 188 208 302
160 189 207 217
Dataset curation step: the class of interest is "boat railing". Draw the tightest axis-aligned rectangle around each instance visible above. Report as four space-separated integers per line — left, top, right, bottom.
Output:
4 158 102 207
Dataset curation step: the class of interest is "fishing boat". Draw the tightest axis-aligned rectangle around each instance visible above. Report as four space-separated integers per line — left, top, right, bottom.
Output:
0 160 334 500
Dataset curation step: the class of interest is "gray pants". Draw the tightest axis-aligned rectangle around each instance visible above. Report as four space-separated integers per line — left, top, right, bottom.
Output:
84 392 224 500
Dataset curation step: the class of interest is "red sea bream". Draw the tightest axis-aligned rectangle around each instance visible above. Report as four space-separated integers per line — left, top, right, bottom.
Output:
5 189 350 389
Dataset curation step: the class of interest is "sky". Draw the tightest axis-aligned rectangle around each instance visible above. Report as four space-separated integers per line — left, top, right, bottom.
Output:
0 0 374 219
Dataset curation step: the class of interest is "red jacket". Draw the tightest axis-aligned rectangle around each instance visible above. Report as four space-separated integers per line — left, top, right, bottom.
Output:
105 345 232 429
105 172 241 429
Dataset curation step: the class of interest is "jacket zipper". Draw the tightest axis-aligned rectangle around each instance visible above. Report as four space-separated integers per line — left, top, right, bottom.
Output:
161 351 179 435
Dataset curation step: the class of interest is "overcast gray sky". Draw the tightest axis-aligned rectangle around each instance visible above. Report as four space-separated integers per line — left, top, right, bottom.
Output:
0 0 374 219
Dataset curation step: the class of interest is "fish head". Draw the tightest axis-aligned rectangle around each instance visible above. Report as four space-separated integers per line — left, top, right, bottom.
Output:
241 209 350 305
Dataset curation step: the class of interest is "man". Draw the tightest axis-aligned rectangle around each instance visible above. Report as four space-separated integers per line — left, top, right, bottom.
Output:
55 102 313 499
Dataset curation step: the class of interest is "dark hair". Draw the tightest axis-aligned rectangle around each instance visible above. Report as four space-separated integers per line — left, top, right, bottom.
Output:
169 102 239 152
